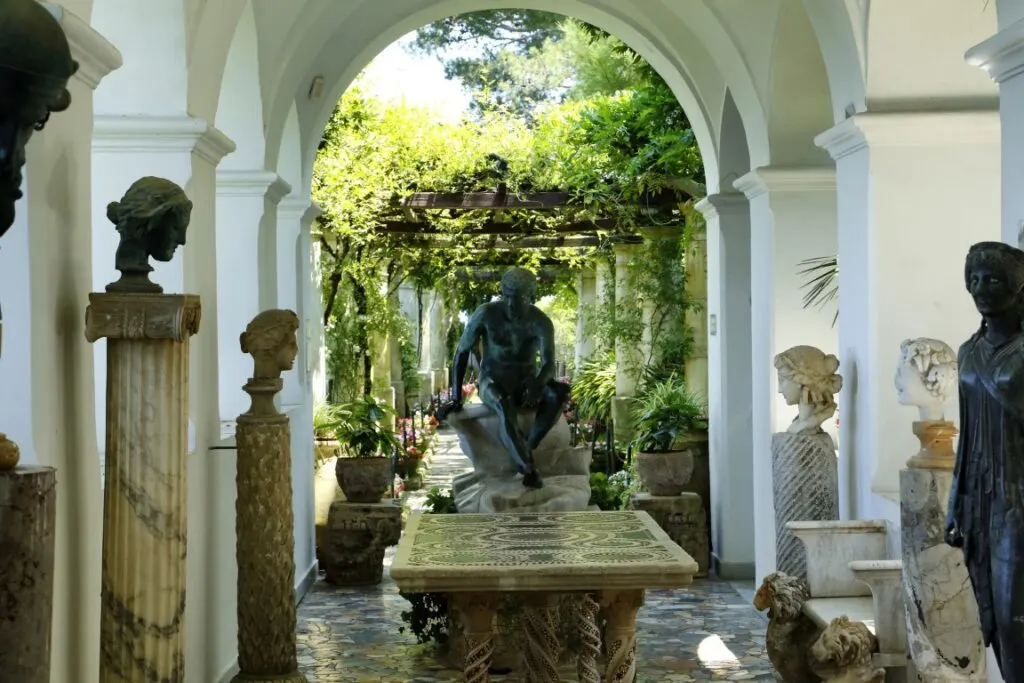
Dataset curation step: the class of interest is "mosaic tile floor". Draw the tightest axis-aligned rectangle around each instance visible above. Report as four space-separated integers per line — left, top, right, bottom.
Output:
297 431 773 682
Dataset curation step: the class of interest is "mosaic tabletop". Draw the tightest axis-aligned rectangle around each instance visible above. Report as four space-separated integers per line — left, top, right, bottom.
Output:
390 510 699 592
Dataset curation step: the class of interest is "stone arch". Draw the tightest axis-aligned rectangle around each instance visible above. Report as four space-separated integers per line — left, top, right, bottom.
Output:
259 0 778 189
216 1 265 169
188 0 251 121
718 90 751 187
801 0 866 122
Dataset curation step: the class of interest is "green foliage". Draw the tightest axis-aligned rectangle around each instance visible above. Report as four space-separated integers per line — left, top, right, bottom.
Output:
332 395 400 458
572 351 617 423
798 255 839 327
631 374 708 453
423 486 458 514
536 280 578 370
588 471 630 510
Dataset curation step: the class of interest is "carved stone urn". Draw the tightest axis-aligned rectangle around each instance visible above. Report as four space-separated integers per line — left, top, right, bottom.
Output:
335 457 392 503
635 448 695 496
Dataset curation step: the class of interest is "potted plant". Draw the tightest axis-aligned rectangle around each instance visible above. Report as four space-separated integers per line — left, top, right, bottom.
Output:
631 374 708 496
334 395 400 503
313 401 345 466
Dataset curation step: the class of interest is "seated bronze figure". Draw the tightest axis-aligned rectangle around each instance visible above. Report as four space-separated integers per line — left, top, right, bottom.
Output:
438 268 570 488
946 241 1024 683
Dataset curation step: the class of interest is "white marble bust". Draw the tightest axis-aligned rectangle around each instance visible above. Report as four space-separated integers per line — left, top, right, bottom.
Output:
774 345 843 435
894 337 957 421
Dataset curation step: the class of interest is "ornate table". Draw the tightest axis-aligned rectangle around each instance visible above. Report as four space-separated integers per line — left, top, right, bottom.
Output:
390 510 699 683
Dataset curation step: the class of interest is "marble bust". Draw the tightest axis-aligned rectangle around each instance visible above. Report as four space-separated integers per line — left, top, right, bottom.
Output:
894 337 957 421
239 309 300 381
774 345 843 435
106 177 194 293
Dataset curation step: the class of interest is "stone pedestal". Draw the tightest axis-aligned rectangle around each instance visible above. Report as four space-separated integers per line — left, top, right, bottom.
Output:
901 445 985 682
322 501 402 585
628 492 708 576
771 431 839 579
905 420 956 470
448 405 591 513
0 465 56 683
233 309 307 683
85 292 200 682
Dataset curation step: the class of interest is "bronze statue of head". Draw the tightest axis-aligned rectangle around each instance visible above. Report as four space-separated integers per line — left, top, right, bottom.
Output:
106 177 193 292
964 241 1024 323
500 267 537 318
239 309 300 381
0 0 77 238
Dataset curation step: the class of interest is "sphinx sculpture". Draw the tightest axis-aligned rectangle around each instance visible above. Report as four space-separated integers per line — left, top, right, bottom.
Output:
897 338 985 682
772 345 841 578
946 241 1024 683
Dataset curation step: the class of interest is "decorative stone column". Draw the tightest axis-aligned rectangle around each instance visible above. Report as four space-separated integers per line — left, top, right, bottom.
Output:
0 454 57 683
233 309 307 683
684 226 708 398
86 289 200 681
611 239 644 438
574 267 597 371
322 501 402 586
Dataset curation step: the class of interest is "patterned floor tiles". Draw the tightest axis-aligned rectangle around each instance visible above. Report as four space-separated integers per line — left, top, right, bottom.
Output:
297 430 773 682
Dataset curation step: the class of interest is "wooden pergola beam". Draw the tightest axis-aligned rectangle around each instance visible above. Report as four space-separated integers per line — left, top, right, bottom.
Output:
392 189 687 211
402 235 602 249
378 218 615 235
454 266 565 282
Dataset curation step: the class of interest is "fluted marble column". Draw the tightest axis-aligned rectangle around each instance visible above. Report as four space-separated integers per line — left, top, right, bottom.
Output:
0 455 57 683
900 423 986 682
234 309 307 683
86 292 200 682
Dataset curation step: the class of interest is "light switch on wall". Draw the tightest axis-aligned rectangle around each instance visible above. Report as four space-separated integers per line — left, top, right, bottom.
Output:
188 420 196 454
709 314 717 336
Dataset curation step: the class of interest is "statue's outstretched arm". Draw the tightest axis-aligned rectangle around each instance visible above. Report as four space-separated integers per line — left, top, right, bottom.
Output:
450 308 484 404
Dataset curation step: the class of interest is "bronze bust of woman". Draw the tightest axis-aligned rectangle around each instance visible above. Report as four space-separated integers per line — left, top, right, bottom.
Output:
946 240 1024 682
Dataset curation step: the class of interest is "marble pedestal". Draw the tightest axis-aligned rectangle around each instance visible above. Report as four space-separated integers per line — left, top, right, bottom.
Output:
322 501 402 586
0 465 56 683
771 431 839 579
448 406 592 513
900 423 985 683
628 492 708 577
86 292 200 682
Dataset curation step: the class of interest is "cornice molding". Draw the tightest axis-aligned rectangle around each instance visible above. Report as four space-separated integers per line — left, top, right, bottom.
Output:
43 3 123 90
694 193 747 220
733 167 835 199
217 170 293 204
966 19 1024 83
815 110 1000 160
93 116 237 166
278 197 322 225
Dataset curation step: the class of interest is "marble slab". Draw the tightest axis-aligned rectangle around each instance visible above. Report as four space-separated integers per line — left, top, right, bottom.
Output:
390 510 699 592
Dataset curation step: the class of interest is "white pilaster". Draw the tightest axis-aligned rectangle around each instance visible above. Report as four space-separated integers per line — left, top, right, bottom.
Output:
967 20 1024 245
696 193 754 579
574 267 597 371
815 111 999 528
215 170 292 418
276 196 318 405
733 166 838 582
1 8 121 682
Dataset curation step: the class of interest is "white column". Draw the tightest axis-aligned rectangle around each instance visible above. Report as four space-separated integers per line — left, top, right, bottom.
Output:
0 9 120 681
815 112 1000 525
574 267 597 371
276 196 318 406
696 193 754 579
215 170 292 419
967 21 1024 246
733 167 838 581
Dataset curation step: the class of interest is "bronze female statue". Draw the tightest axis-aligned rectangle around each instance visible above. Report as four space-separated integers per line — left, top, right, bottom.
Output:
946 240 1024 682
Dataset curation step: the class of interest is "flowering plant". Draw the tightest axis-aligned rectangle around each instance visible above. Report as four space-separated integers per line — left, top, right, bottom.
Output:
406 445 425 460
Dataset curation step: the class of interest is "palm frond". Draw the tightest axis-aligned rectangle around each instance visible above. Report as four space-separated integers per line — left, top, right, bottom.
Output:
797 255 838 327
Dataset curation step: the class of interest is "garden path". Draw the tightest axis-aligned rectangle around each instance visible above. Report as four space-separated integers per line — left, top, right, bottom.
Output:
296 430 773 682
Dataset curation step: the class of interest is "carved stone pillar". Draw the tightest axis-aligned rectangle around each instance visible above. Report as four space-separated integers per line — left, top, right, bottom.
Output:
85 292 200 682
451 592 500 683
599 589 644 683
0 462 56 683
233 309 307 683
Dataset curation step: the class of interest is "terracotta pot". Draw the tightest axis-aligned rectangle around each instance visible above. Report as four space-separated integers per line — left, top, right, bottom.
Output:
635 448 695 496
335 457 392 503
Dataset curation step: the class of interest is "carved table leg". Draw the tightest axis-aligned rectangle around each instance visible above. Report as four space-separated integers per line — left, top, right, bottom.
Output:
523 592 561 683
599 590 644 683
452 592 500 683
576 592 602 683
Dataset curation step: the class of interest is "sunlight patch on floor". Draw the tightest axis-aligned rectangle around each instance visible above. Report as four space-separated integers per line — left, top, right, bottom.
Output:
697 634 740 667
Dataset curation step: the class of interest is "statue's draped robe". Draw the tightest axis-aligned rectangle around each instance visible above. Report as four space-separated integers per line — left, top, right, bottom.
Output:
949 332 1024 681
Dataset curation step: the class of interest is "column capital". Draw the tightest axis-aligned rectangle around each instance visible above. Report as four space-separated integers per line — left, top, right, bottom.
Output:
966 18 1024 83
278 196 322 224
733 166 835 200
815 110 1000 161
44 4 122 90
216 170 293 204
694 193 747 220
85 293 201 343
93 116 237 166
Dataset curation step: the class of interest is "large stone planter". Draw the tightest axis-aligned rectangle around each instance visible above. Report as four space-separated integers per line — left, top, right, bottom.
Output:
635 448 694 496
335 457 392 503
314 456 344 557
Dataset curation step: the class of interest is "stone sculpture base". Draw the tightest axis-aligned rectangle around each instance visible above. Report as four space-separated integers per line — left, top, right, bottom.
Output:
448 405 591 513
906 420 956 470
771 431 839 579
679 435 711 549
0 466 56 683
901 466 985 682
628 492 708 577
322 501 402 586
